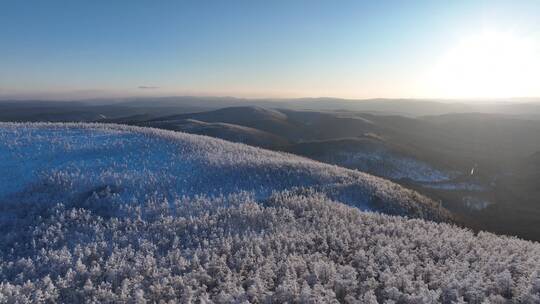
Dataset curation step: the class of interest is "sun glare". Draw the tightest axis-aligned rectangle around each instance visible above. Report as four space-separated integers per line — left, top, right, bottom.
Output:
427 31 539 99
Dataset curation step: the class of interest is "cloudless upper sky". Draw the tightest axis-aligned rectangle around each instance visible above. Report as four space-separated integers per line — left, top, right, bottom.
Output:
1 0 539 100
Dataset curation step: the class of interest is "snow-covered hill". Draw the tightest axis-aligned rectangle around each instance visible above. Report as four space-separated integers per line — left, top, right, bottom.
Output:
1 123 540 303
144 118 290 148
0 123 448 221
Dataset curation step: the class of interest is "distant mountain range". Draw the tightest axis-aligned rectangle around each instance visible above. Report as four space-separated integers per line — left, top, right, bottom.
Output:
2 96 540 120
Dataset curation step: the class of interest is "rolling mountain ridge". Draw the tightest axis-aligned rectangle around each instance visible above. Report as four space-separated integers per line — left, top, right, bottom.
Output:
132 106 540 241
0 123 450 221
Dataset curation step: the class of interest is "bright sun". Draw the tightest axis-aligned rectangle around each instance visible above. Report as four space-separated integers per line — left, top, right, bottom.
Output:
427 30 540 99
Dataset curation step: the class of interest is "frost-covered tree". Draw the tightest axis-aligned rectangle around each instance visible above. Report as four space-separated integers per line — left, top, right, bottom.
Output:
0 123 539 303
0 191 539 303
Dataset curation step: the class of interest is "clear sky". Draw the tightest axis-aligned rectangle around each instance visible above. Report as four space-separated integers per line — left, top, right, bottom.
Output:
1 0 539 100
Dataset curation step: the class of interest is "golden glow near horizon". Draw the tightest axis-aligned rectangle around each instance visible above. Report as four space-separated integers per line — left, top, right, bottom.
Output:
3 29 539 101
426 30 540 99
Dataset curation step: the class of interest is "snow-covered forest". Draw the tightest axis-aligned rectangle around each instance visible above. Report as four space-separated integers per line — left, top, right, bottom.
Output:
2 190 540 303
1 123 539 303
0 123 448 221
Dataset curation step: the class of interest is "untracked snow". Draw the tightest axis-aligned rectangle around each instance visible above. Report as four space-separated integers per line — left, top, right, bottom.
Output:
1 123 540 303
0 123 448 221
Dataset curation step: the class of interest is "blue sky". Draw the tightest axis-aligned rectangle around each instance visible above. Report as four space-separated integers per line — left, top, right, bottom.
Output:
1 0 539 99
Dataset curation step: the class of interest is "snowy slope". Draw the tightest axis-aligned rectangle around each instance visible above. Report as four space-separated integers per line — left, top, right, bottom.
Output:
1 123 540 303
0 122 449 221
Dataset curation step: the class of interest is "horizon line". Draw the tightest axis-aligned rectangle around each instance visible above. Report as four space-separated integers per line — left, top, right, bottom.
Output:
1 94 539 103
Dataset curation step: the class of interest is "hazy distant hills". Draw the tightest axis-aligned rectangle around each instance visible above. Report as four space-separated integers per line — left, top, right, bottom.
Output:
146 106 304 141
145 118 290 148
3 96 540 120
141 106 540 168
116 96 540 117
421 113 540 161
132 105 540 241
0 99 213 122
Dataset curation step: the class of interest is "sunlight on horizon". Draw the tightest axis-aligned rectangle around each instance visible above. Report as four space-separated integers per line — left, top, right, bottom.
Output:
425 30 540 99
